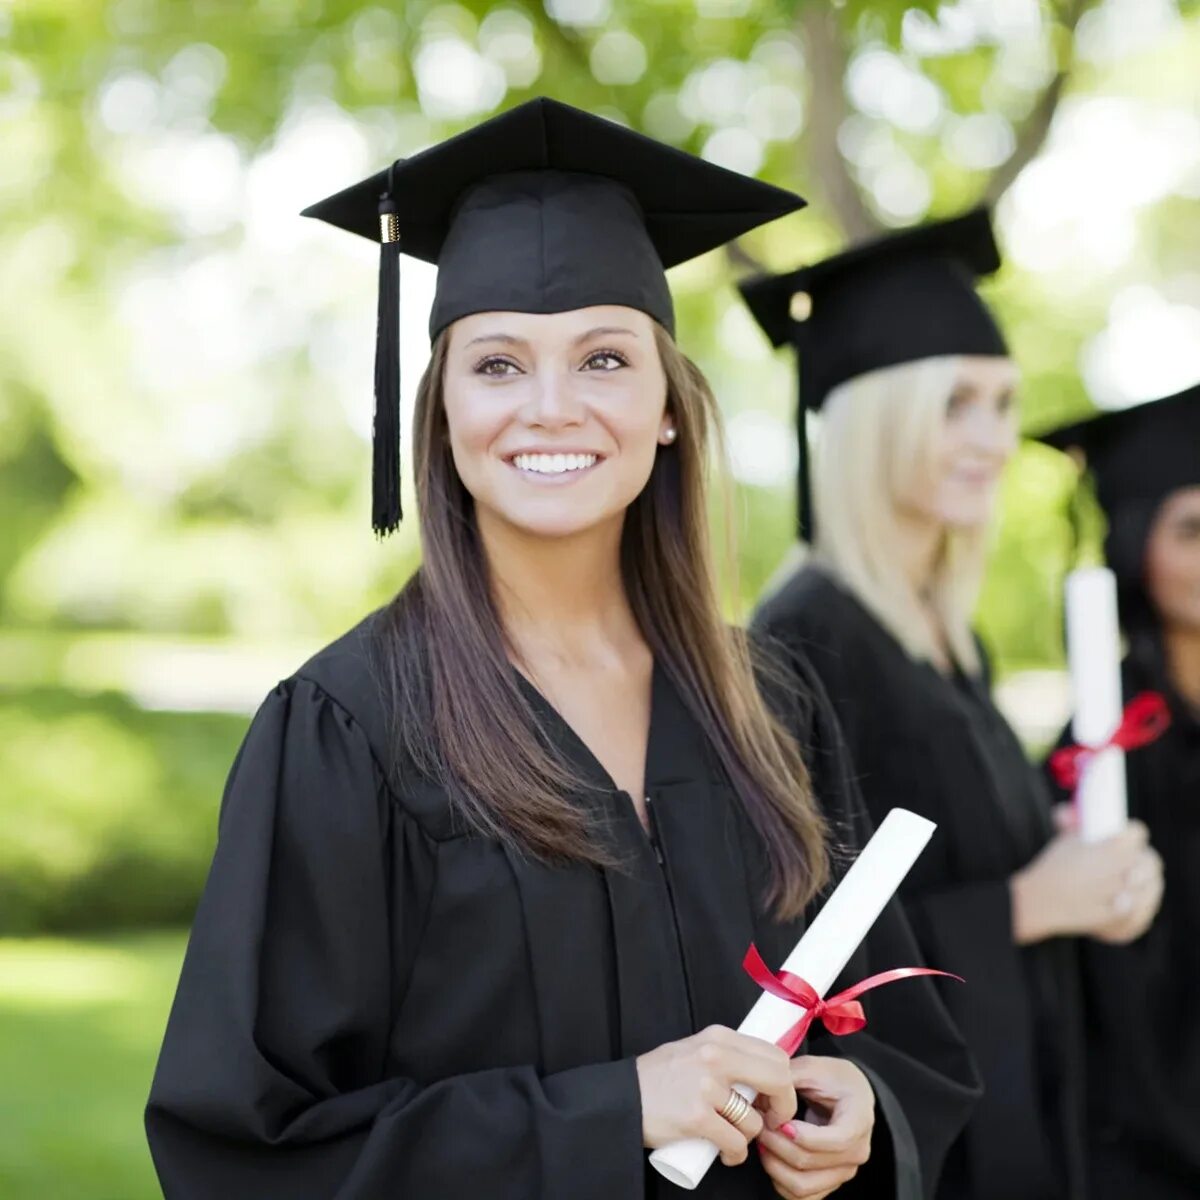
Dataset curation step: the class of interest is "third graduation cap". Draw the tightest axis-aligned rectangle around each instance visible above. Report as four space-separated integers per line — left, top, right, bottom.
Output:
302 97 806 534
737 208 1007 539
1035 382 1200 518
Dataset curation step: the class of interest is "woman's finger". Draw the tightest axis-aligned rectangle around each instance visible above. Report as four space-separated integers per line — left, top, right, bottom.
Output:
1051 803 1078 834
693 1100 750 1166
757 1126 829 1171
786 1097 872 1156
696 1041 797 1124
759 1145 858 1199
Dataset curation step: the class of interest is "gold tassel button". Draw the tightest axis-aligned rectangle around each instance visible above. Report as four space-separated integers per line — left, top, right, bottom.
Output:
789 291 813 322
380 211 400 244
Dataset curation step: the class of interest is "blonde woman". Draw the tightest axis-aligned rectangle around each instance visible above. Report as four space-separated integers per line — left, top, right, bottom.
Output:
145 102 979 1200
741 212 1163 1200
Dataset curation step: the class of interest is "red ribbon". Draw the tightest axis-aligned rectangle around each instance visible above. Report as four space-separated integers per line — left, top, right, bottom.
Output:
1048 691 1172 793
742 944 964 1056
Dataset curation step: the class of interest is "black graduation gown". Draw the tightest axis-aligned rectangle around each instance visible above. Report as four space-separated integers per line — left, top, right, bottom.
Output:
145 606 979 1199
1047 640 1200 1199
753 565 1088 1200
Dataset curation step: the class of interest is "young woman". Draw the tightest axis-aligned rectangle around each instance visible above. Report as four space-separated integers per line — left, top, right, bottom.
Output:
144 100 979 1200
741 210 1163 1200
1042 384 1200 1199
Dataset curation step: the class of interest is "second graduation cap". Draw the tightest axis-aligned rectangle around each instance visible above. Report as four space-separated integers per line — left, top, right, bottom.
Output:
302 97 806 535
736 208 1008 539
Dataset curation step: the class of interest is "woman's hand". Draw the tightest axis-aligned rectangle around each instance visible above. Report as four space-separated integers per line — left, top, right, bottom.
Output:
1010 816 1163 946
757 1056 875 1199
636 1025 797 1166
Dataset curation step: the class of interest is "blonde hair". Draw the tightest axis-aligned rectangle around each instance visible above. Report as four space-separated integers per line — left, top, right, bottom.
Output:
812 355 991 673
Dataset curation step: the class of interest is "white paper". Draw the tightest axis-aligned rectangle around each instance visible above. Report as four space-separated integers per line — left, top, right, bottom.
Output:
1064 567 1128 842
648 808 937 1190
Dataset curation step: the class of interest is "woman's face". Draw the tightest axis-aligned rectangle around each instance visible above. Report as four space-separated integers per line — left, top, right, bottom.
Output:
1144 485 1200 634
898 355 1019 532
442 305 672 541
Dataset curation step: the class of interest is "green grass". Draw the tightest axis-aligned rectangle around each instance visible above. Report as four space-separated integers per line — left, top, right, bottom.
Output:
0 931 186 1200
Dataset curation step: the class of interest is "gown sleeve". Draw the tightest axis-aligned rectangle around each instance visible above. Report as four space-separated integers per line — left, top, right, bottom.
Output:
145 677 644 1200
763 635 982 1200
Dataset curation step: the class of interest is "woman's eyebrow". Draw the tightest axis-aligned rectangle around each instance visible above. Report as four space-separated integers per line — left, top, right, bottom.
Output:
464 326 639 349
572 326 639 345
464 332 527 349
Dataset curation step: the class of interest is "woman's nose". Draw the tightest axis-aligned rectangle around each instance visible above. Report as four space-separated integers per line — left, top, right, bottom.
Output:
965 408 1016 456
521 369 586 429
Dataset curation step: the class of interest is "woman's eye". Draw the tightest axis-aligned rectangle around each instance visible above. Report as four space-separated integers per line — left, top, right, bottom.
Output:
946 391 968 417
996 391 1015 415
583 350 628 371
476 357 521 377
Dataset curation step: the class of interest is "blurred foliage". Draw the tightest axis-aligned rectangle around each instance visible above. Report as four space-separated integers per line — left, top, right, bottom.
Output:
0 689 242 934
0 932 184 1199
1 0 1198 931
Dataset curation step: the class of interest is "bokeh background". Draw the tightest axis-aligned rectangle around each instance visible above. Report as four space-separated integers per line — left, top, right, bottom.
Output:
2 1 1198 1195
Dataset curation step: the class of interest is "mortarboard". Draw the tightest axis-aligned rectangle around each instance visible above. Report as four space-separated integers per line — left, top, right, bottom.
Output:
302 97 806 535
1034 382 1200 517
737 209 1007 540
1034 383 1200 588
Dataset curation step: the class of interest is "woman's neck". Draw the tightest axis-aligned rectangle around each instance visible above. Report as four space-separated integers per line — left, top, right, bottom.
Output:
481 512 643 669
1164 624 1200 710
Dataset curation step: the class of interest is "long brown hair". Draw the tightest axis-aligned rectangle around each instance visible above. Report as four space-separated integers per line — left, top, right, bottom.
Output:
376 323 828 918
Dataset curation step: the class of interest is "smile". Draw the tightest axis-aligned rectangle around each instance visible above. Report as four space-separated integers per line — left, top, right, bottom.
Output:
509 452 600 476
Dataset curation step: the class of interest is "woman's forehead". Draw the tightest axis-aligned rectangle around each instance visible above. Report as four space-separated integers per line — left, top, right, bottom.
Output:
955 354 1019 388
448 305 656 348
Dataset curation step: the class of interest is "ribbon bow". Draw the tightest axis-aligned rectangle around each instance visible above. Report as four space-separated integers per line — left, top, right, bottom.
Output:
1048 691 1172 793
743 944 963 1056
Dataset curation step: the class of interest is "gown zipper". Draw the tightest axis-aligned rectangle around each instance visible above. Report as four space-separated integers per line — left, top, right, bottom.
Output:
644 793 697 1028
644 794 666 866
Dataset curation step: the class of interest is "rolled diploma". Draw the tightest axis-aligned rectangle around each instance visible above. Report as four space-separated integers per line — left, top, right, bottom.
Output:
648 807 936 1190
1064 567 1127 842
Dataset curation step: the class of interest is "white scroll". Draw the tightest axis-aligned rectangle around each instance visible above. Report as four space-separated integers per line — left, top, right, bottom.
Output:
1064 567 1128 842
648 808 937 1190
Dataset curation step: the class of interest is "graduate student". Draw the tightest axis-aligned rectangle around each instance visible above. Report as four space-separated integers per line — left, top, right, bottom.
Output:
145 99 980 1200
741 210 1163 1200
1039 382 1200 1200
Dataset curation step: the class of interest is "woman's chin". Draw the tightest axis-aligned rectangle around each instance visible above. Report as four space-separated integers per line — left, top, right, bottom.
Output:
487 502 625 542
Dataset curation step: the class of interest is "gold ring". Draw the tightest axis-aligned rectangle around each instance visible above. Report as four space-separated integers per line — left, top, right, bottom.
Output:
719 1089 753 1128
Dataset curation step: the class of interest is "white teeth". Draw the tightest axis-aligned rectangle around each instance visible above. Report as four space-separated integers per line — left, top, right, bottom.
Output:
512 453 597 475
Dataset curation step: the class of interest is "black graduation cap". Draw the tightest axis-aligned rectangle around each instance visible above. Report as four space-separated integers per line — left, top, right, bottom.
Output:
1035 381 1200 538
737 209 1007 541
302 97 806 535
1033 383 1200 612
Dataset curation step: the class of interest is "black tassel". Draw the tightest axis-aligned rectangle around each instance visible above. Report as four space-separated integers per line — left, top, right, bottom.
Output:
796 353 813 544
372 191 402 536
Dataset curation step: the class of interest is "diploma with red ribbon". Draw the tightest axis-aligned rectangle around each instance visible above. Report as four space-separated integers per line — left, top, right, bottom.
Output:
649 808 947 1191
1060 567 1172 842
1049 690 1171 793
741 944 962 1056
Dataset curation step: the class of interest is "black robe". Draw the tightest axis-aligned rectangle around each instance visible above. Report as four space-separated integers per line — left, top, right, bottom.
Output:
753 565 1087 1200
146 604 979 1199
1047 638 1200 1199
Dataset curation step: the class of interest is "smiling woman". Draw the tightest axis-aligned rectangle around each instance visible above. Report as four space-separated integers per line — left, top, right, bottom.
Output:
144 98 980 1200
442 310 670 537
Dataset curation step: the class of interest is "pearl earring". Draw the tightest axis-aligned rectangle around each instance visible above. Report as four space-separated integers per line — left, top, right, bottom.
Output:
663 427 677 444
